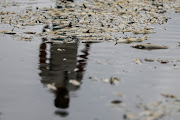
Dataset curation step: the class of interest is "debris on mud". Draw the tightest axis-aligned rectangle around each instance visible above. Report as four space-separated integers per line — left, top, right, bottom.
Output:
97 60 103 64
121 94 180 120
116 93 124 97
175 6 180 13
0 0 179 42
161 93 177 99
123 113 137 120
18 35 33 41
143 58 180 65
131 43 168 50
134 58 143 64
110 77 119 85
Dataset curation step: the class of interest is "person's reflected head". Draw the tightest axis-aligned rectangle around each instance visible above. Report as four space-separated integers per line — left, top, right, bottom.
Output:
54 87 70 109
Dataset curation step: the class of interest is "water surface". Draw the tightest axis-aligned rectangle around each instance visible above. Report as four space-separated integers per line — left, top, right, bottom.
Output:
0 0 180 120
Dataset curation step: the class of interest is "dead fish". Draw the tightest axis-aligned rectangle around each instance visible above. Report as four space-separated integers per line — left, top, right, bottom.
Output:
133 29 155 34
175 7 180 13
81 40 103 43
144 26 155 30
131 43 168 50
4 32 16 35
19 36 33 41
123 113 137 120
23 31 36 34
161 93 177 99
122 29 133 32
51 35 68 39
146 111 164 120
176 60 180 63
158 60 169 64
116 36 147 43
144 58 154 62
0 31 16 35
46 40 63 44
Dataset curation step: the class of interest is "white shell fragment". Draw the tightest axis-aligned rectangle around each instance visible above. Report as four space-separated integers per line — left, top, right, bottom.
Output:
74 68 79 72
57 48 65 51
63 58 67 61
47 84 57 91
102 78 110 83
69 80 81 86
69 80 80 86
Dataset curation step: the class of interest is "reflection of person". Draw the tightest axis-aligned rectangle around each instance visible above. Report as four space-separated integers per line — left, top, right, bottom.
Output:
39 37 91 110
39 39 78 108
39 0 91 116
54 86 69 109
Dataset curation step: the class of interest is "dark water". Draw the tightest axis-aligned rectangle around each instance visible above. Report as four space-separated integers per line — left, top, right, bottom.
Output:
0 0 180 120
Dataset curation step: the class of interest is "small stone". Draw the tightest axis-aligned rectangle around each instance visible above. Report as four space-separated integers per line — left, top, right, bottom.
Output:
144 58 154 62
111 100 122 104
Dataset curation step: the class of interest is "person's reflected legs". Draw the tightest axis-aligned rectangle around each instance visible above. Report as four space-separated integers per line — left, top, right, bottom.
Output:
54 86 70 109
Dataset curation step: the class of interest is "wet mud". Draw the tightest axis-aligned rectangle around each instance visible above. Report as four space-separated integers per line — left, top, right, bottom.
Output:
0 0 180 120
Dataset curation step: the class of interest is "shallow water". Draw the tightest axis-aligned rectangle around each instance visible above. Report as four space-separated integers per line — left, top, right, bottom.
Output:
0 0 180 120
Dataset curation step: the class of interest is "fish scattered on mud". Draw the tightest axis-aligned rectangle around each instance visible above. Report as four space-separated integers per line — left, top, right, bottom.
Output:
0 0 180 43
131 43 168 50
